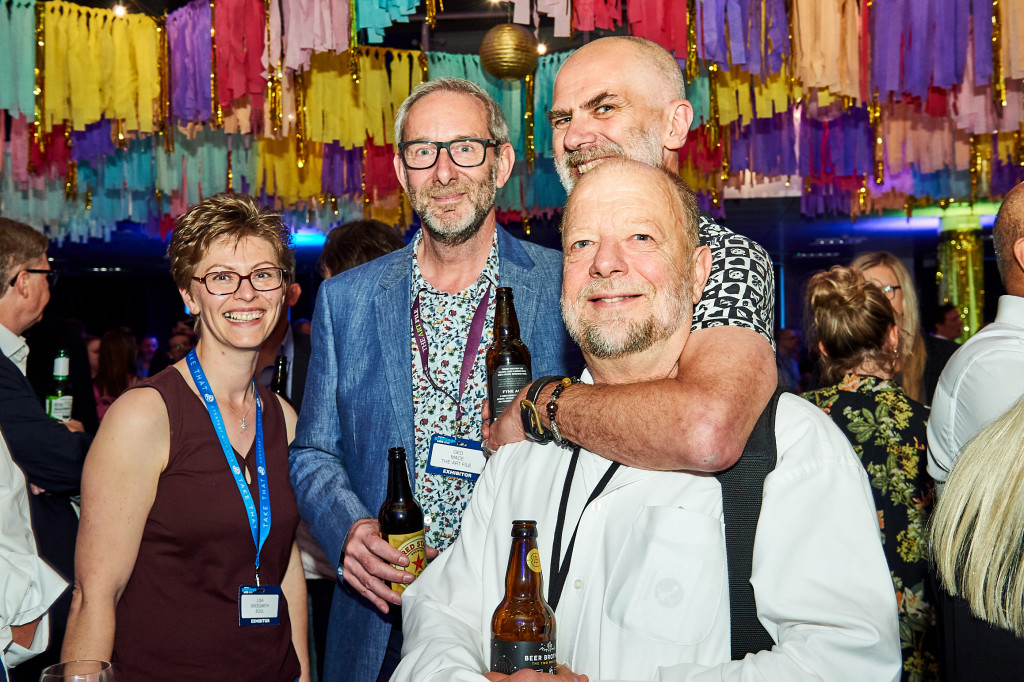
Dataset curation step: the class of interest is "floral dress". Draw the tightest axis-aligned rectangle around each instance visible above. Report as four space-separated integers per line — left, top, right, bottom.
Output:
803 374 937 682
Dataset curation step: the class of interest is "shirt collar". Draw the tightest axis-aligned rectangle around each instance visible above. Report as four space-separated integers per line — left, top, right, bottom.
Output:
411 228 500 296
0 323 29 375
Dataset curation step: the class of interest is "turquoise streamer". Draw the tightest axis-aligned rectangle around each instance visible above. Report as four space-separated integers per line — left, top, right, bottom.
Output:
0 0 36 117
534 51 570 159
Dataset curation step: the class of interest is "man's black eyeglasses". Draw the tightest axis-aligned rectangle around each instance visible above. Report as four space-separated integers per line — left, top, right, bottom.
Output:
398 138 498 170
8 268 60 288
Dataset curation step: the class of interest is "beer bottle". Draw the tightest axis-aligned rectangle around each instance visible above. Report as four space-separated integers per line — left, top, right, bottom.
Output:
487 287 532 418
270 354 289 399
378 447 427 594
45 349 74 422
490 520 556 674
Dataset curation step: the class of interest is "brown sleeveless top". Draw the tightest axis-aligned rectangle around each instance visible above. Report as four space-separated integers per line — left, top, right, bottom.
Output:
112 368 301 682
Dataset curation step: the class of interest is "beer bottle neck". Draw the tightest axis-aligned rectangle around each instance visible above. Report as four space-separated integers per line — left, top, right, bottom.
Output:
493 301 521 341
386 455 415 504
503 536 545 600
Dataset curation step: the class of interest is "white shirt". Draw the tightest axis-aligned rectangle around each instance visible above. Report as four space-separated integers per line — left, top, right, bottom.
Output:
0 324 29 376
0 431 68 671
394 392 901 682
927 295 1024 486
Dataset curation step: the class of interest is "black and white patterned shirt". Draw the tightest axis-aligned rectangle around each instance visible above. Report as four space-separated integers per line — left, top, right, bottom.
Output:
694 214 775 348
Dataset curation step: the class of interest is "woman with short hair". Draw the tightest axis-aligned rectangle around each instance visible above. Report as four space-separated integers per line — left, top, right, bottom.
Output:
63 193 309 681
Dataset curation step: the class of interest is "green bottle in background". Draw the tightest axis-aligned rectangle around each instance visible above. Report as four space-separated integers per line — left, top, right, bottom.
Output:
46 349 74 422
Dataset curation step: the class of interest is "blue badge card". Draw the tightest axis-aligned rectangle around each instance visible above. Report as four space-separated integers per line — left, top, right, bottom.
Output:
238 584 282 626
426 435 486 482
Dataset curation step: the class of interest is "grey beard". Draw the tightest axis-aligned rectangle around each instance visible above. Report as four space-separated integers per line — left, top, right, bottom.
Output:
419 203 491 247
569 316 660 359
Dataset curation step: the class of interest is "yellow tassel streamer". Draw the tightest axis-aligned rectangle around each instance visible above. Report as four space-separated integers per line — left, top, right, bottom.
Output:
85 188 92 210
361 143 370 218
869 96 883 184
349 0 360 83
265 0 283 135
1016 123 1024 167
32 0 45 158
968 134 979 204
992 0 1006 112
524 72 535 174
116 118 127 149
158 14 174 152
707 63 720 149
294 69 308 171
425 0 437 29
227 145 234 191
210 0 223 127
418 51 429 83
686 0 698 81
938 225 984 341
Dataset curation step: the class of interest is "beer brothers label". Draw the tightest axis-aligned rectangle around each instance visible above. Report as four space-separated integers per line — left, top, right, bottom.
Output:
490 365 530 416
47 395 73 422
385 530 426 594
526 548 542 573
490 639 556 674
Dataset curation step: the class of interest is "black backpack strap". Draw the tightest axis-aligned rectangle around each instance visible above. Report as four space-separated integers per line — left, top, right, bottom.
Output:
714 385 787 660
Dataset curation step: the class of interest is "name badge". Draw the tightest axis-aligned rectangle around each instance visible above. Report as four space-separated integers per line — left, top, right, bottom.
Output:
426 435 486 482
238 584 282 626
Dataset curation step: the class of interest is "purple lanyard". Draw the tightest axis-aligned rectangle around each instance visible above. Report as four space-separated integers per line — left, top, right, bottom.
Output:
412 286 491 434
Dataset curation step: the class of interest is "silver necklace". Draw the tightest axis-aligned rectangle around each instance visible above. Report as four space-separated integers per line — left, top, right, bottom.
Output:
224 382 255 430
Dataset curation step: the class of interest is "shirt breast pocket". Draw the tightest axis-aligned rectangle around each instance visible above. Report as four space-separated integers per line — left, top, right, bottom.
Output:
603 506 726 645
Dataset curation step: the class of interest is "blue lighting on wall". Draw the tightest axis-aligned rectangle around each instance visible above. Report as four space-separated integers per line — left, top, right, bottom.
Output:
292 231 327 248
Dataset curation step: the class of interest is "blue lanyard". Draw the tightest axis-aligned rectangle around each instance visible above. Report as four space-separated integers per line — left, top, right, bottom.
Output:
186 350 271 584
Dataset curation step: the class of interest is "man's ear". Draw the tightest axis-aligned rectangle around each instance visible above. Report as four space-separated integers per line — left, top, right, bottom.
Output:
1013 237 1024 274
494 142 516 189
285 282 302 308
663 100 694 153
393 154 409 193
690 245 712 304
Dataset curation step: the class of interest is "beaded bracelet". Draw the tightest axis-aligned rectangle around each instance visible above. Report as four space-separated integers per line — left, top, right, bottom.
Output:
547 376 579 447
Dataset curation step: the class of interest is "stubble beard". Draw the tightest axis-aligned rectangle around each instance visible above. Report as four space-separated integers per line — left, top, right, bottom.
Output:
561 277 692 360
407 163 499 247
555 124 665 193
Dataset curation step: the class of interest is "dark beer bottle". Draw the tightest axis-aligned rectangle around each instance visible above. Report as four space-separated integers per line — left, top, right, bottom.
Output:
270 354 289 398
487 287 532 418
378 447 427 594
490 520 556 674
45 349 73 422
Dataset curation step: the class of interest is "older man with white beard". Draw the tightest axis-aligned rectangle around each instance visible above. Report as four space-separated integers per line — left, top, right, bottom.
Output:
488 36 778 480
393 160 901 682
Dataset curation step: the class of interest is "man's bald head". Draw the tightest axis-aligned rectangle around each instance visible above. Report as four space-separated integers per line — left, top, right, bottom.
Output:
560 37 686 102
994 182 1024 294
562 158 700 260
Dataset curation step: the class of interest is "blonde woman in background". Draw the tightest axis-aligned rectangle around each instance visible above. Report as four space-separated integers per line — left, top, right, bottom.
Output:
802 265 937 681
930 394 1024 679
851 251 927 403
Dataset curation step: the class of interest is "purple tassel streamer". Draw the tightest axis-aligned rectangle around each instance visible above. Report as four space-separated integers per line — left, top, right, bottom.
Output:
70 120 116 164
696 0 728 66
168 0 213 124
971 0 993 85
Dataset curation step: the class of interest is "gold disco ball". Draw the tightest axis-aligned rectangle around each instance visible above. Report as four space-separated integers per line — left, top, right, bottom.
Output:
479 24 539 81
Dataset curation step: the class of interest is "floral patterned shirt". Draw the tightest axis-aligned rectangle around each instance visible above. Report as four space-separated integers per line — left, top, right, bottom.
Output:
803 374 938 681
410 230 499 551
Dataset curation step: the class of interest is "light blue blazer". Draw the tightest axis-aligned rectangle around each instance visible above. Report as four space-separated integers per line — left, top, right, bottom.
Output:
289 226 579 681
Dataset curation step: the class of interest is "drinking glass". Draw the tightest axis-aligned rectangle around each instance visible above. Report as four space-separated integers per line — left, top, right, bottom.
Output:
39 660 114 681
